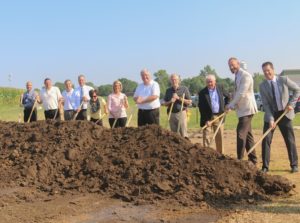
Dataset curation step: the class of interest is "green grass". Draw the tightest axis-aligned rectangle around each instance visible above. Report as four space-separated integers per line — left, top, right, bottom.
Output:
1 96 300 130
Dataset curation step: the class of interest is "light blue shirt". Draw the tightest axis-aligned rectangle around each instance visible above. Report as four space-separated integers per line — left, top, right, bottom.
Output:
208 87 220 113
73 85 94 109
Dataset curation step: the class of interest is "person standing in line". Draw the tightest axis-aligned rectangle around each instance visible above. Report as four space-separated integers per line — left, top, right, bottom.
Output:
163 74 191 137
37 78 62 120
260 61 299 173
226 57 258 164
107 80 128 128
88 89 107 126
61 79 75 121
133 69 160 126
198 74 230 153
73 74 94 120
21 81 38 122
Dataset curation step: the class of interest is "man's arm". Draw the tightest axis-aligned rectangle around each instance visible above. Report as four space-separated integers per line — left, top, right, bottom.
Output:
285 77 300 108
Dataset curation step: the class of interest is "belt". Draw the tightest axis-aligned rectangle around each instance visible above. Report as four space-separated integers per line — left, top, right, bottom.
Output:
172 108 187 113
213 113 221 115
139 108 159 111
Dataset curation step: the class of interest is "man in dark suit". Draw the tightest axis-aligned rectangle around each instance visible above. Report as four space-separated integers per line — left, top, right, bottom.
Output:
260 61 300 173
198 74 230 153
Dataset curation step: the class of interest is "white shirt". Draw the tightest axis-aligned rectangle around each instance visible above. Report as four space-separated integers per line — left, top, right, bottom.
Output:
40 86 62 110
62 89 75 110
133 80 160 110
73 85 94 109
269 77 284 111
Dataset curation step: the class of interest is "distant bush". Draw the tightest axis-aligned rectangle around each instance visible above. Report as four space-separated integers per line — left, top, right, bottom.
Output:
0 87 24 104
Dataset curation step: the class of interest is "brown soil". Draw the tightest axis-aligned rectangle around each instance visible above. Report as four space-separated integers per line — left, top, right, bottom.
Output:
0 120 294 211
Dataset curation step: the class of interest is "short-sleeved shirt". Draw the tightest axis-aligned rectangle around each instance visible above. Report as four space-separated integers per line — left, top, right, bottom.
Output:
40 86 62 111
73 85 94 110
133 80 160 110
164 85 191 113
22 89 37 109
62 89 75 110
107 93 127 118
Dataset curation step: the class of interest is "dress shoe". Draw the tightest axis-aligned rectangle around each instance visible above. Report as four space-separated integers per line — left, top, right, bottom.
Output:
291 166 299 173
261 167 268 173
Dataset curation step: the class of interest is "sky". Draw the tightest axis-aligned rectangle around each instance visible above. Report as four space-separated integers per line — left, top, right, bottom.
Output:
0 0 300 89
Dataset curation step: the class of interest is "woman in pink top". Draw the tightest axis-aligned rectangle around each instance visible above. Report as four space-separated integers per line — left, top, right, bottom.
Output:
107 80 128 128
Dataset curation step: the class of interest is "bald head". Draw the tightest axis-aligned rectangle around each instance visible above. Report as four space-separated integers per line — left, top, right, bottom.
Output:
26 81 33 91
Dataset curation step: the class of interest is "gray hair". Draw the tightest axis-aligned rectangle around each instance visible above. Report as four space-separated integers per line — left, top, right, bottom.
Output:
140 68 151 77
170 73 181 83
78 74 86 80
64 79 72 85
205 74 216 81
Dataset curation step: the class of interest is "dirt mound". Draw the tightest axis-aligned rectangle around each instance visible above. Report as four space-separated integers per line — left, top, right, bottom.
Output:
0 121 295 206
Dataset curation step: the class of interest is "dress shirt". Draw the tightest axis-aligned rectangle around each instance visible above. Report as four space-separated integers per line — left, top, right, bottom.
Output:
208 87 220 113
73 85 94 109
62 89 75 110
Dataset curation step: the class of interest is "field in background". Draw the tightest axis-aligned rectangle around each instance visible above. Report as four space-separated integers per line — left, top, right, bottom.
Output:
0 89 299 129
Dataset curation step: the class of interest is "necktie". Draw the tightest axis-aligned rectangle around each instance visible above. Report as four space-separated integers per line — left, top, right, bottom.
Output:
271 81 278 112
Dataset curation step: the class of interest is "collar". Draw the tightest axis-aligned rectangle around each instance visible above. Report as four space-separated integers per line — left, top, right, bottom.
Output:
268 76 277 84
208 87 216 92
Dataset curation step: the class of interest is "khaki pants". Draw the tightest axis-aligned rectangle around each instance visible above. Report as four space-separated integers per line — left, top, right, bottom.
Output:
169 110 188 137
203 115 224 154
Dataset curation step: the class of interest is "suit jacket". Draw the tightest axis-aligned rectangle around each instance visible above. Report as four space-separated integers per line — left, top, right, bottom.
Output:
228 68 258 118
259 75 300 122
198 85 230 127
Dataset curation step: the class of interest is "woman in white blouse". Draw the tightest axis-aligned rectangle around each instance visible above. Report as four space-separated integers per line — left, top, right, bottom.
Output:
107 80 128 128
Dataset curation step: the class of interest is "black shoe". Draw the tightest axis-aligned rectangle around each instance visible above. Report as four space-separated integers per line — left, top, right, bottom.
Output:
291 166 298 173
261 167 268 173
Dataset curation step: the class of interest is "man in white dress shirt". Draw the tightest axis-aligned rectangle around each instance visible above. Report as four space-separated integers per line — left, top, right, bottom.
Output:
133 69 160 126
37 78 62 120
61 79 75 120
73 74 94 120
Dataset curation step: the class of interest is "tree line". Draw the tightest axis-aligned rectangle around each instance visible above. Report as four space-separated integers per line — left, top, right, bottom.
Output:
54 65 265 97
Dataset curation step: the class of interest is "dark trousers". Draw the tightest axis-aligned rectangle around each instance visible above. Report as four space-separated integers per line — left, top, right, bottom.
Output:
90 117 103 126
109 117 127 128
76 109 87 120
262 112 298 169
64 110 75 121
24 108 37 122
44 109 59 120
138 108 160 127
236 115 257 164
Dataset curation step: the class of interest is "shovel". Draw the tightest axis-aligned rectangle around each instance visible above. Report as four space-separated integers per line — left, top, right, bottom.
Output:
246 109 289 155
208 114 225 147
177 93 185 133
27 99 37 123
